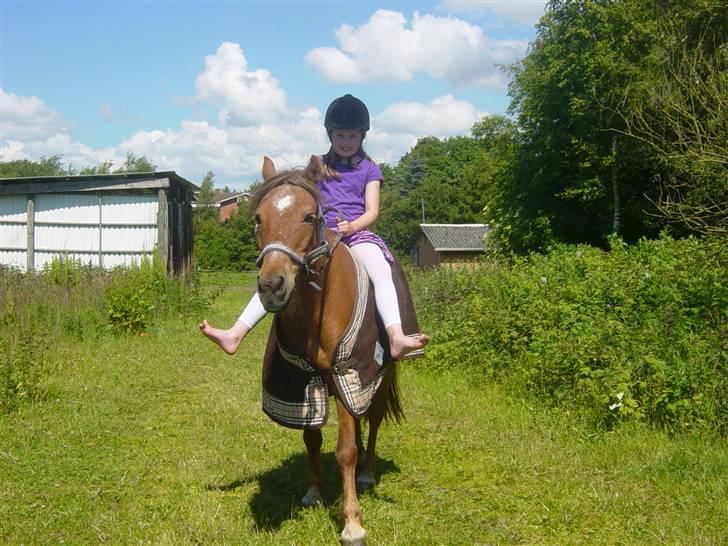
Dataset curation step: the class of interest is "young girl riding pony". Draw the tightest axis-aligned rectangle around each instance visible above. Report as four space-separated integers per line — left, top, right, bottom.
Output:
200 94 429 360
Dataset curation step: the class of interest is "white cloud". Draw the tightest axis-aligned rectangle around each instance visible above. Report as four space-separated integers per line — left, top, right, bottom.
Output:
1 43 485 189
368 95 484 163
195 42 288 126
304 9 527 88
438 0 547 27
376 95 484 136
0 88 72 141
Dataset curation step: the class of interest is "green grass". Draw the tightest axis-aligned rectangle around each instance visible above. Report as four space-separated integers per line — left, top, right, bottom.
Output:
1 272 727 544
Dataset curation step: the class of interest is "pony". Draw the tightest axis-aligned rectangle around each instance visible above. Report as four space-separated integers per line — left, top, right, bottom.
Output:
252 155 413 546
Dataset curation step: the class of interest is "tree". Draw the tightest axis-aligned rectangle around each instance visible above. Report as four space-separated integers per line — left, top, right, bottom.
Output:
614 6 728 236
197 171 216 205
0 155 67 177
79 160 114 175
118 152 156 173
500 0 670 252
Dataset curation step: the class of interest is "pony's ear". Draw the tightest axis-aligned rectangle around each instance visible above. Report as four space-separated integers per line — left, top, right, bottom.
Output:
303 155 323 182
262 156 276 180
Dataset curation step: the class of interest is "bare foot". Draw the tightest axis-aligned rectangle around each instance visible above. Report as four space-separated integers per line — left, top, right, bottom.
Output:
387 327 429 360
199 319 249 355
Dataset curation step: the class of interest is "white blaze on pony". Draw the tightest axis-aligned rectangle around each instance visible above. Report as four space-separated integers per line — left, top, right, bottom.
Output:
273 192 294 213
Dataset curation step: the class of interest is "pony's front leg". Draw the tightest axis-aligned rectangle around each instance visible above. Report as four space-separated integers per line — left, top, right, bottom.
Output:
302 429 324 507
335 398 367 546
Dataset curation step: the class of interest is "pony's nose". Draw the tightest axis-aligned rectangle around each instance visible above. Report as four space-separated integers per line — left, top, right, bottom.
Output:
258 275 284 294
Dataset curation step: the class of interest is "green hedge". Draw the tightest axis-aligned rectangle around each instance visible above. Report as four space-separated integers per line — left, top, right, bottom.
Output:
410 236 727 434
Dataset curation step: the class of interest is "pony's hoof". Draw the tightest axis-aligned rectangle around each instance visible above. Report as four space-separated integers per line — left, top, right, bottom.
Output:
340 524 367 546
356 471 375 490
301 486 323 507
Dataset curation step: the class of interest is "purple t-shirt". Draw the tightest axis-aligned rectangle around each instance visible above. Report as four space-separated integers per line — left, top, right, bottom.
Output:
318 157 382 229
318 156 394 263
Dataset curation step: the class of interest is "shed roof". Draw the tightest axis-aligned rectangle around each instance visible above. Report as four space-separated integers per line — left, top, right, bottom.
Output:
420 223 489 251
0 171 199 196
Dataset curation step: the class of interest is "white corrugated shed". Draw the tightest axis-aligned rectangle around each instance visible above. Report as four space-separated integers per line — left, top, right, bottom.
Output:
0 172 199 274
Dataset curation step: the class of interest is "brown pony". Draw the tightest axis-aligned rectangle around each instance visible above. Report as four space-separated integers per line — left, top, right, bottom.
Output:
253 155 403 546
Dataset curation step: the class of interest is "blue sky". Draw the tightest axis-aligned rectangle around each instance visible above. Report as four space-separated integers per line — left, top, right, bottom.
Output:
1 1 545 190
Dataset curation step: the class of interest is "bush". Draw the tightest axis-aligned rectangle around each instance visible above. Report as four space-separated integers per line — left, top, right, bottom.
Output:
410 235 727 434
1 257 210 410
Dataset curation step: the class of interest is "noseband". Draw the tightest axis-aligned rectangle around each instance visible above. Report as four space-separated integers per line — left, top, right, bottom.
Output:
255 205 343 291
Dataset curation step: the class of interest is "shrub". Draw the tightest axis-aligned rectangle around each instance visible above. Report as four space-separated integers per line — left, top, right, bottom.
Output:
409 235 727 434
1 257 210 410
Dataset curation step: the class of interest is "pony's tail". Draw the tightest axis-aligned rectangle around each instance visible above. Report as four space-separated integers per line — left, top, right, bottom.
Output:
383 363 404 424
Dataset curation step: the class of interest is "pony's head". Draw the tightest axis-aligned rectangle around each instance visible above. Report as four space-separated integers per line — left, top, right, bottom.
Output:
252 155 326 312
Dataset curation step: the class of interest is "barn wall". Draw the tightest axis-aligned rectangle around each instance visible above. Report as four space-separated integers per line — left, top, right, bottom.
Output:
0 192 161 272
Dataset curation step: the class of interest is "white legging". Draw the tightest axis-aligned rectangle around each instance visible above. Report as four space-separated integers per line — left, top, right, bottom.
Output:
238 243 402 330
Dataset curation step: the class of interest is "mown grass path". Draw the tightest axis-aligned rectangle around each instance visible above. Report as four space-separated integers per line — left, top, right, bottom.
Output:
2 274 727 544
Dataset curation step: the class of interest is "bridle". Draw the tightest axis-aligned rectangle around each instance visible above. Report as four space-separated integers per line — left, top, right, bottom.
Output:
255 204 343 291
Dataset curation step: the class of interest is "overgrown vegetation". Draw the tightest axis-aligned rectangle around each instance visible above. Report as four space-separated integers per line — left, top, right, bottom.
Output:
193 206 258 271
0 257 208 411
410 235 727 435
2 272 727 545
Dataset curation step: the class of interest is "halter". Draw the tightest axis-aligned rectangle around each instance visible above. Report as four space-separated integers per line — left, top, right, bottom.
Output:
255 205 343 291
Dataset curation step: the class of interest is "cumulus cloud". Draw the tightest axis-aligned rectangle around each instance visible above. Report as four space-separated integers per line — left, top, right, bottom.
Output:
305 10 527 88
2 42 486 188
438 0 547 27
195 42 288 126
368 95 485 163
1 88 72 141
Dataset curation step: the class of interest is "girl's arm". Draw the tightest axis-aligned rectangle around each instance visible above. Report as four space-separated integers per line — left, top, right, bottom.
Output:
336 179 381 235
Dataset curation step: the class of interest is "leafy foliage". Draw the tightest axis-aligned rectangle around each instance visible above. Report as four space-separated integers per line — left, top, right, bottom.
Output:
193 205 258 271
410 236 727 434
0 155 68 177
0 258 209 410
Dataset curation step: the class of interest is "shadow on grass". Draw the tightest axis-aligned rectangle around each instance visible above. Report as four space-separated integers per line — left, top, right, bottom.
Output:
207 451 401 530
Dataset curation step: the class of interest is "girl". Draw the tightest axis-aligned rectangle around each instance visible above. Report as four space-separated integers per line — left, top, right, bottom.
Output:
200 94 429 360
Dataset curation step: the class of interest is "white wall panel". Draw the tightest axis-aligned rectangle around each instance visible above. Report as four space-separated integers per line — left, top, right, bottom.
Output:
0 224 26 248
102 253 153 268
35 225 99 251
0 250 26 270
101 226 157 252
35 194 99 224
102 194 157 224
0 196 27 222
34 251 100 270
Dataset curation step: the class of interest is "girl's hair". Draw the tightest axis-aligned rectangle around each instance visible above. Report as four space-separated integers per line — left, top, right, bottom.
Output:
321 136 373 181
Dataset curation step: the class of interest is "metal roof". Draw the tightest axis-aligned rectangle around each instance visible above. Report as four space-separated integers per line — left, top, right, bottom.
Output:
419 223 489 251
0 171 200 195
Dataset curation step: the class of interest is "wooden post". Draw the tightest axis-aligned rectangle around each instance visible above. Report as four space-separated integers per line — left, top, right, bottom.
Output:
26 195 35 272
98 194 104 268
157 189 169 271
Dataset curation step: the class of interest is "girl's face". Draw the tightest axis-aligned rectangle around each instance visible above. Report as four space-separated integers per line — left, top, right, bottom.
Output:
330 129 363 159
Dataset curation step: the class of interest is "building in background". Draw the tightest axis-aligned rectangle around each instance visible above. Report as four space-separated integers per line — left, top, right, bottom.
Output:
412 223 489 269
0 172 198 275
192 191 250 222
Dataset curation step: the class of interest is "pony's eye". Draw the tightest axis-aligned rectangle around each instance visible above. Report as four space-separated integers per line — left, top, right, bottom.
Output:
304 214 316 225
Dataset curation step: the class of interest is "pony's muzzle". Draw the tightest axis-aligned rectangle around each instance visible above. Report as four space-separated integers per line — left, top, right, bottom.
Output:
257 253 297 312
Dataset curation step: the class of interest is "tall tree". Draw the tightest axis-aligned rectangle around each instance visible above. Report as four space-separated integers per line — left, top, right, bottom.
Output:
500 0 670 252
197 171 216 205
614 4 728 237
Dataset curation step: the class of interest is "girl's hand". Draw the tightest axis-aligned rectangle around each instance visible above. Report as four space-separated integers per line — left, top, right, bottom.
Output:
336 217 355 236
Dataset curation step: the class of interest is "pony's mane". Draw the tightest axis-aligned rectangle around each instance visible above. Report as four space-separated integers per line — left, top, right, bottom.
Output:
251 168 320 212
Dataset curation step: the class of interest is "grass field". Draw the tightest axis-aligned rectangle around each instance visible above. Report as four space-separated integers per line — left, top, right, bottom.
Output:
1 272 727 544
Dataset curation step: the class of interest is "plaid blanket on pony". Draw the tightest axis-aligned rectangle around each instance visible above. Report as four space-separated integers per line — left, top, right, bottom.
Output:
261 253 421 430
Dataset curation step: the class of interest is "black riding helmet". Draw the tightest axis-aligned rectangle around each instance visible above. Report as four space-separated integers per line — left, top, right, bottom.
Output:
324 94 370 133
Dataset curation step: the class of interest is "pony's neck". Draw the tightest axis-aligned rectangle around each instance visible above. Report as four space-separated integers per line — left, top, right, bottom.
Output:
276 239 356 369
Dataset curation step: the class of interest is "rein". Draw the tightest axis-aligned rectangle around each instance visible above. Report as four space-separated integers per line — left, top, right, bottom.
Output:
256 205 343 291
